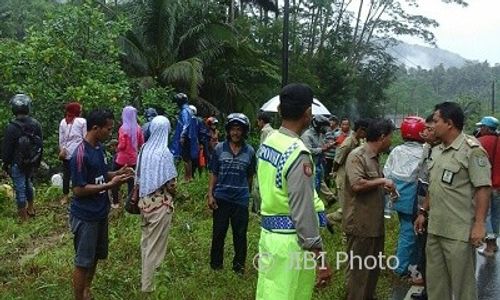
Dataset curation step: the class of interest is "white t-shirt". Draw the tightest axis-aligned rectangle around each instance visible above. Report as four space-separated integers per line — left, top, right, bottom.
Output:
58 117 87 159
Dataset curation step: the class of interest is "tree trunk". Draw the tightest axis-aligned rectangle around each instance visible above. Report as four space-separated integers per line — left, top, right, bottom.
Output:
229 0 234 24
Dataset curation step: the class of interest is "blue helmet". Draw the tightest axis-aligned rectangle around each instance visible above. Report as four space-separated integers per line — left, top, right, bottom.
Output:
476 116 499 130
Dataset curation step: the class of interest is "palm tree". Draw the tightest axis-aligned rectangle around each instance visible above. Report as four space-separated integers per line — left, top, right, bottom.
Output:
119 0 238 99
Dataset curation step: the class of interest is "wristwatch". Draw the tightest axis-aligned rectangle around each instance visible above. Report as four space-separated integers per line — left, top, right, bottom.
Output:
418 207 428 217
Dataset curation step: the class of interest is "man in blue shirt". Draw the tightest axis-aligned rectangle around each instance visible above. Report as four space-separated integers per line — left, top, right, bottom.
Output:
69 109 133 300
208 113 256 274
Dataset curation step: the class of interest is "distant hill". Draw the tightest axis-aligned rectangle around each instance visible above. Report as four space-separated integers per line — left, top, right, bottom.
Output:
386 41 468 70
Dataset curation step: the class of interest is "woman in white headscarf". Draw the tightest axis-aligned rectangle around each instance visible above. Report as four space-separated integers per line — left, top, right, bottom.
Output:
136 115 177 293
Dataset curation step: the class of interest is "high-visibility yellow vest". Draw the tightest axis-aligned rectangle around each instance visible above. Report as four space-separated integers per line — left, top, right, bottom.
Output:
257 130 325 218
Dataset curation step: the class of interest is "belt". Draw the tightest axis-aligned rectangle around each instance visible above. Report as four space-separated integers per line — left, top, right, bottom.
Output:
261 212 327 231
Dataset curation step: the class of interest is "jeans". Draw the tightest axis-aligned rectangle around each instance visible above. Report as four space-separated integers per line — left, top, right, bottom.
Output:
395 212 418 276
11 164 34 209
210 199 249 272
486 189 500 239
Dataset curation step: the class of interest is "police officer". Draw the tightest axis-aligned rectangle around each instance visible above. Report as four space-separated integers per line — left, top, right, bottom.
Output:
256 83 331 300
415 102 491 300
343 118 396 300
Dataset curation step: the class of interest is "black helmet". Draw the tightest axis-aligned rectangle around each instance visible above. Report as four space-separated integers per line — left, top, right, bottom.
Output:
144 107 158 122
225 113 250 137
173 93 188 106
312 115 330 130
10 94 32 115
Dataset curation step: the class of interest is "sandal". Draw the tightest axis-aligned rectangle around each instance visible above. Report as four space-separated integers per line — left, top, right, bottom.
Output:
478 247 495 257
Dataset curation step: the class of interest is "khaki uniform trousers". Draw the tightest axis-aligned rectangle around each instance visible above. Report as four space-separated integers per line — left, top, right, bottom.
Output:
141 205 173 292
426 233 477 300
345 235 384 300
319 180 336 205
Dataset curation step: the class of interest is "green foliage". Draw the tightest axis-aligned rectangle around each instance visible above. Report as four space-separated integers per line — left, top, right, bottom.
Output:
0 0 58 40
386 62 500 132
140 86 177 120
0 1 131 169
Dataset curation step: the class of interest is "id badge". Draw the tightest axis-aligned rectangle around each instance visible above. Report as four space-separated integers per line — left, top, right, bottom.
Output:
441 169 454 184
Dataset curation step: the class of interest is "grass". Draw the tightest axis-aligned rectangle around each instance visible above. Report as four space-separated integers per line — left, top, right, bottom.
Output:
0 172 405 300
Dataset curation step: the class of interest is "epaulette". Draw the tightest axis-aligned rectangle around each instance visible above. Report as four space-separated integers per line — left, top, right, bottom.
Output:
464 134 480 148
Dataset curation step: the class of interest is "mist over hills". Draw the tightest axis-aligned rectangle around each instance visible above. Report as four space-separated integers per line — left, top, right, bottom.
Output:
387 41 469 70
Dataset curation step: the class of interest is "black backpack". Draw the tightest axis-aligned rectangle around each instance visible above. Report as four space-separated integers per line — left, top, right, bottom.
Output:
11 120 43 173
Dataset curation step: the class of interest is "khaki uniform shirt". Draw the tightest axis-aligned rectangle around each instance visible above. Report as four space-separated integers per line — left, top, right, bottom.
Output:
334 135 360 190
343 143 385 237
428 133 491 242
259 123 275 145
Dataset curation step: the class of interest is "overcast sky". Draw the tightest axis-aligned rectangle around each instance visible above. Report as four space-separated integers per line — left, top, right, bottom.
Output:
399 0 500 64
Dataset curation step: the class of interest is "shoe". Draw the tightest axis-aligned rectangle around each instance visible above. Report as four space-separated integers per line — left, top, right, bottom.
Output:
485 238 498 252
111 203 120 209
411 290 427 300
478 247 495 257
408 276 425 286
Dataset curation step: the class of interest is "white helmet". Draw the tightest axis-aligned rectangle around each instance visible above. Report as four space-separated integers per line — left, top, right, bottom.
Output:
188 105 197 116
51 173 63 188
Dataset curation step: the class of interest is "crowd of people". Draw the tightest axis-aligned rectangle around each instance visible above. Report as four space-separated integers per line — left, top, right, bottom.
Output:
1 85 499 300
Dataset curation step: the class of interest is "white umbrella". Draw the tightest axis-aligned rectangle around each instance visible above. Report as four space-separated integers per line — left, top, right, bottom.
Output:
260 95 331 115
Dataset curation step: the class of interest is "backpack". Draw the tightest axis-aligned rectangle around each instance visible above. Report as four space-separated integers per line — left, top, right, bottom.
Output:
11 120 43 173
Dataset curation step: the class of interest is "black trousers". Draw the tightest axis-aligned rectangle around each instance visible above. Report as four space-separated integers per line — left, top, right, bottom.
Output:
416 231 427 280
210 199 249 272
62 159 71 195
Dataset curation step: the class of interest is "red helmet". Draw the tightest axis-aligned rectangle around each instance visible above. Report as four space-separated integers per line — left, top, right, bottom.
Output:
400 116 425 142
206 117 219 126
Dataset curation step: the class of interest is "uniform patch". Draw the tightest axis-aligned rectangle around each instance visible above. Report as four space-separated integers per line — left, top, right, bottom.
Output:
476 156 487 167
303 163 313 177
441 169 454 184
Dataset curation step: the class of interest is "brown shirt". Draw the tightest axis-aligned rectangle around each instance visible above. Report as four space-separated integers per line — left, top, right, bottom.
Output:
334 135 360 189
343 143 385 237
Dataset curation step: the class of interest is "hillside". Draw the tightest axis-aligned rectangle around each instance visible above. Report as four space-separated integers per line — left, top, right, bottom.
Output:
387 41 468 70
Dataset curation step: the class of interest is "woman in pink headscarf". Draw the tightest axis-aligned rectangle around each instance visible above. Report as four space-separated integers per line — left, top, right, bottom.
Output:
58 102 86 205
112 106 144 208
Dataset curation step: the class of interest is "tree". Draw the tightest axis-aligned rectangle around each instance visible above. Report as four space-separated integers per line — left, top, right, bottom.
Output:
0 0 130 166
